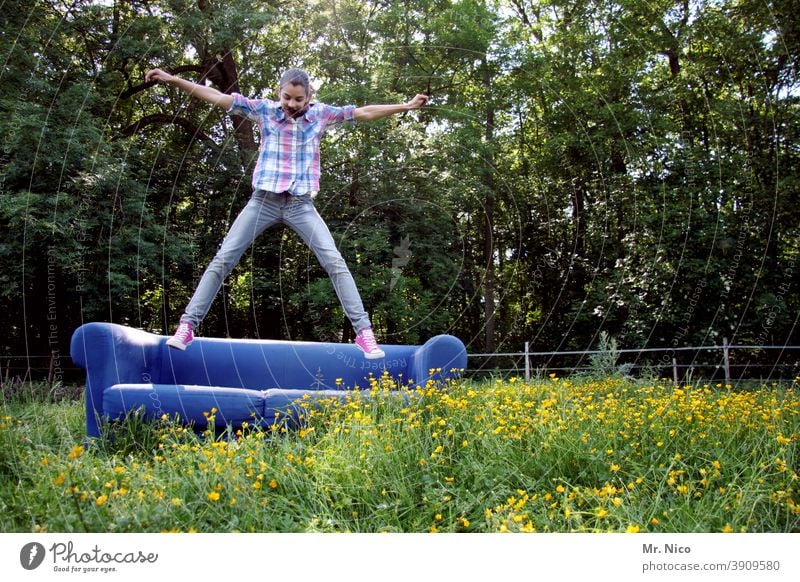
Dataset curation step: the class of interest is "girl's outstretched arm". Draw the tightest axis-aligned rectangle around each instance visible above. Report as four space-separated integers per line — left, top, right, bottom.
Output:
145 68 234 110
353 94 429 122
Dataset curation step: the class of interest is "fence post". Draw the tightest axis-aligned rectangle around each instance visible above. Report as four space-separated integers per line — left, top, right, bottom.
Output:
723 337 731 385
524 342 530 381
672 357 679 385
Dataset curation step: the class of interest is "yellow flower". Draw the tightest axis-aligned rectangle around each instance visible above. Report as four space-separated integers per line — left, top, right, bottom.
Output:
610 463 621 473
776 434 791 445
95 495 108 507
721 523 734 533
208 491 220 502
626 524 640 533
67 445 84 459
268 479 278 490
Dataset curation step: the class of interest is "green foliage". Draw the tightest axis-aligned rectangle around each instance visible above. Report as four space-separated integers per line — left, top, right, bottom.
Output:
587 331 633 378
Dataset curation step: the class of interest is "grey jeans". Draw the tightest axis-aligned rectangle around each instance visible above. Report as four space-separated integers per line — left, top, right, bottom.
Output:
180 190 371 332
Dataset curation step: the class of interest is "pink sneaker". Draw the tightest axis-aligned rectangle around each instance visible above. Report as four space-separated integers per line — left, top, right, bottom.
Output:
355 327 385 359
166 322 194 350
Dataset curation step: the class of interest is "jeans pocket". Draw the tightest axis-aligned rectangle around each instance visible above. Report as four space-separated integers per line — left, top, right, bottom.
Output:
250 190 268 206
289 194 312 210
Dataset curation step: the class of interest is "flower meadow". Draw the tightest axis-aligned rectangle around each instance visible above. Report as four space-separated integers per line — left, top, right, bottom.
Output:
1 374 798 533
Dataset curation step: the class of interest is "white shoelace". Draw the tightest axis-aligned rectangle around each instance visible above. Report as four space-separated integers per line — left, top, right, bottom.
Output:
360 330 378 350
174 324 192 341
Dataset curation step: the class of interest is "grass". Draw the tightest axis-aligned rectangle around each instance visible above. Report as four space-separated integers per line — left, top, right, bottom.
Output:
1 374 798 533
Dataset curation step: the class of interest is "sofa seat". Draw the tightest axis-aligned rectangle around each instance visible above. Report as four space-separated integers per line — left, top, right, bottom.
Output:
103 383 367 430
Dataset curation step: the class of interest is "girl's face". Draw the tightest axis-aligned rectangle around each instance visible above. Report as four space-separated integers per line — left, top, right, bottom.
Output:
279 82 310 119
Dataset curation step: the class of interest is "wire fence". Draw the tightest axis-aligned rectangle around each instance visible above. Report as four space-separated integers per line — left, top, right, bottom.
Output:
1 342 799 388
0 354 79 387
467 341 800 385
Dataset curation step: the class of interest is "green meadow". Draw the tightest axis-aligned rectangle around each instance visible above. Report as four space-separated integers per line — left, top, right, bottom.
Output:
2 375 798 533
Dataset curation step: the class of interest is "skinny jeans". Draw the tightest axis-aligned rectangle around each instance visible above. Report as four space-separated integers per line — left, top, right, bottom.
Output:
180 190 371 332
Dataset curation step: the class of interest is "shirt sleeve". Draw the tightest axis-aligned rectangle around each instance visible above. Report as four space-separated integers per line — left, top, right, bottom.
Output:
227 93 272 121
320 103 356 127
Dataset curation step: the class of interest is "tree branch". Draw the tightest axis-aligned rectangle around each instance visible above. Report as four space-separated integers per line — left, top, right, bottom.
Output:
115 113 219 151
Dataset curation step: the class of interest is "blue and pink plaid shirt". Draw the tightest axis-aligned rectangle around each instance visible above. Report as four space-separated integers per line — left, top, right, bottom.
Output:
228 93 356 195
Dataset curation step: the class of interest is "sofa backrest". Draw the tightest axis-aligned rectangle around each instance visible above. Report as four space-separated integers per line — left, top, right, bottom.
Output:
158 337 418 391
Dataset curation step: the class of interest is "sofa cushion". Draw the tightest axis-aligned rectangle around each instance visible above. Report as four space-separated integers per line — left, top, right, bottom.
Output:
104 383 265 428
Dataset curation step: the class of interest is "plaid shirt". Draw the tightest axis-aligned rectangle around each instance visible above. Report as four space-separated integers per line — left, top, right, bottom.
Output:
229 93 356 195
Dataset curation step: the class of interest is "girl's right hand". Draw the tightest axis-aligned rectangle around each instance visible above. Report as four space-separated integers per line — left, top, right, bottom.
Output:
145 68 172 84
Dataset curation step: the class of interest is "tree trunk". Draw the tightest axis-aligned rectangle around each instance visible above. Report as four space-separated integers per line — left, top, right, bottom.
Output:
196 0 256 161
200 50 257 159
482 57 496 353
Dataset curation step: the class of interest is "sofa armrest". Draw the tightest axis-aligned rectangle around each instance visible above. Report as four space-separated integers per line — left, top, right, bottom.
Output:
409 334 468 386
70 322 163 438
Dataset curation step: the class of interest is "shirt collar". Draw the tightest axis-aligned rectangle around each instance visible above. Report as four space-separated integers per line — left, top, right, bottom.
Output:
273 102 316 122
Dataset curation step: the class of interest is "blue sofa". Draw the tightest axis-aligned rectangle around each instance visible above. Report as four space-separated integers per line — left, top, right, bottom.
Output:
70 322 468 438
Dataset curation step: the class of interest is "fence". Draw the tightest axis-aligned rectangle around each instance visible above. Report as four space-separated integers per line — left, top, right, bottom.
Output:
1 342 799 388
0 354 81 387
467 340 800 385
